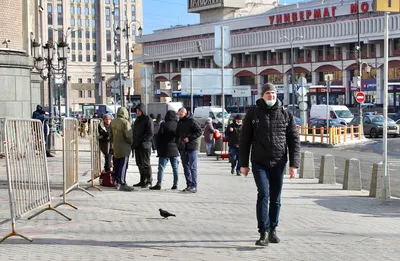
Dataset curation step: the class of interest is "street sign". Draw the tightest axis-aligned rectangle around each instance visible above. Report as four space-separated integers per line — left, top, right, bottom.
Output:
355 92 366 103
213 49 232 67
214 26 230 51
232 86 251 97
373 0 400 12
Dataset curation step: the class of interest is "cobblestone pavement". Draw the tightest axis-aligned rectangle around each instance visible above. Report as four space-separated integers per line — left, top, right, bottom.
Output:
0 139 399 261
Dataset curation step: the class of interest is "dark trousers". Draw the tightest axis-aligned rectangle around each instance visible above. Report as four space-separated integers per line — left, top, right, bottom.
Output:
229 145 240 172
113 156 129 185
252 162 285 234
101 148 113 172
180 150 198 189
135 147 152 184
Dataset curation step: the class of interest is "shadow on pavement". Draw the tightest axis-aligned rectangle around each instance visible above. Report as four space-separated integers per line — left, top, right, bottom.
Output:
304 195 400 218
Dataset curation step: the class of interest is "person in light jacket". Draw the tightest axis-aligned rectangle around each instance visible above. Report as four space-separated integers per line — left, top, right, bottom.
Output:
203 118 216 156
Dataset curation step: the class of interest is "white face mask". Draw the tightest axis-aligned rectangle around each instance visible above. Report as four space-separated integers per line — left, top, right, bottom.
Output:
265 99 276 107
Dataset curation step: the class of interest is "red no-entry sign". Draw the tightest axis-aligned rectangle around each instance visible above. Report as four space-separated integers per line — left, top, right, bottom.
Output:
356 92 365 103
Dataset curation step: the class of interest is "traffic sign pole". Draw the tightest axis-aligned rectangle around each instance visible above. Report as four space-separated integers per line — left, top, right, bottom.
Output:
383 11 389 201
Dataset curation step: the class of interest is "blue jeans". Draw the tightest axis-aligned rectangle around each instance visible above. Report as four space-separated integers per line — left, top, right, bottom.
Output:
180 150 198 189
207 142 214 155
157 156 179 186
229 145 240 171
252 162 285 234
113 157 129 185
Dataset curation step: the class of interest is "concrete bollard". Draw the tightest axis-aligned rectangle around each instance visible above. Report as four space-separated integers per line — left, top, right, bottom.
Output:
369 162 391 199
343 158 362 190
319 154 336 184
299 151 315 179
200 136 207 153
214 138 223 152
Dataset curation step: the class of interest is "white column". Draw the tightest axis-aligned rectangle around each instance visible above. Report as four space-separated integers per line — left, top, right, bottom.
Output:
283 75 289 106
376 67 383 104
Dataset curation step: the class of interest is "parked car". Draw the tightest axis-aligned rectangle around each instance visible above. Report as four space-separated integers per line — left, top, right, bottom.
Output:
308 118 345 134
396 119 400 130
349 115 398 138
294 116 301 127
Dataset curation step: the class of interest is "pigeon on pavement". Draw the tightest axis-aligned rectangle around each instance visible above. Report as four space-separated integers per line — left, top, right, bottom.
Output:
159 208 176 219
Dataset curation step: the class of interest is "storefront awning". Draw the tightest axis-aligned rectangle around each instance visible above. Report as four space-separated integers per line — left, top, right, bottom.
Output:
235 70 255 77
259 68 281 75
155 76 168 81
285 66 309 74
314 65 340 72
171 75 181 81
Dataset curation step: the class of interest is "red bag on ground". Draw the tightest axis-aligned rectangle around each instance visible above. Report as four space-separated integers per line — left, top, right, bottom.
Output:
99 171 116 187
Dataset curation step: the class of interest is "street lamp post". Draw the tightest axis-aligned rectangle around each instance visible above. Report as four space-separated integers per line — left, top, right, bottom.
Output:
32 39 68 152
281 36 303 115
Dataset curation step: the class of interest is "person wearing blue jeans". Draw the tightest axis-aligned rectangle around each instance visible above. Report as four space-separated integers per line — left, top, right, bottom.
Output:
225 114 242 176
176 107 202 193
150 110 180 190
180 150 198 190
240 83 300 246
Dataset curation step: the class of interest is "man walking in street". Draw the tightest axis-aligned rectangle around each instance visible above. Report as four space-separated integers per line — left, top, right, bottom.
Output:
176 107 202 193
110 107 134 191
225 114 242 176
132 103 154 188
150 110 179 190
240 83 300 246
98 114 113 172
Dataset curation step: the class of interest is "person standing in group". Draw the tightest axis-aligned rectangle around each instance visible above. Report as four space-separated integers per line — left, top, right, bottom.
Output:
98 114 113 172
32 105 43 119
225 114 242 176
36 110 54 158
240 83 300 246
150 110 179 190
149 113 156 153
203 118 216 156
110 107 134 192
153 113 163 153
175 107 202 193
132 103 154 188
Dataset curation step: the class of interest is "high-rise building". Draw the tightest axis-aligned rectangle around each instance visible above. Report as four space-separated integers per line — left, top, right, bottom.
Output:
42 0 143 115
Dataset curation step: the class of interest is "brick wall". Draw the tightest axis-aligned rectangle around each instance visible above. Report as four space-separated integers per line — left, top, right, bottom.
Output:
0 1 23 50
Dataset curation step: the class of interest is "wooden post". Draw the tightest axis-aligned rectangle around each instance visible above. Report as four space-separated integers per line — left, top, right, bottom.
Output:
350 125 354 140
343 126 347 142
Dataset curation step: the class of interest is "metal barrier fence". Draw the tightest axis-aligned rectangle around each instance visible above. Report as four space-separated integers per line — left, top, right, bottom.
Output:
54 118 93 210
0 119 4 158
0 119 70 243
87 118 102 191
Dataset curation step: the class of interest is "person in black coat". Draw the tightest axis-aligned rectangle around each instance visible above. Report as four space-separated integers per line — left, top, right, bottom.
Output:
150 110 179 190
175 107 202 193
132 103 154 188
239 83 300 246
225 114 242 176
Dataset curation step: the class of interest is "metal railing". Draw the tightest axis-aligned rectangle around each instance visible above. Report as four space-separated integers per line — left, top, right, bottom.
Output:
297 125 362 145
0 119 70 243
86 119 102 191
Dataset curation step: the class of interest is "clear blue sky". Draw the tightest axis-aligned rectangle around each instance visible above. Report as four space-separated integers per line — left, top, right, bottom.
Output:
143 0 301 35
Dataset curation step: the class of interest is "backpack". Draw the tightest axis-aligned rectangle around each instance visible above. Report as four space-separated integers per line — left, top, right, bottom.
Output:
99 171 116 187
251 105 290 140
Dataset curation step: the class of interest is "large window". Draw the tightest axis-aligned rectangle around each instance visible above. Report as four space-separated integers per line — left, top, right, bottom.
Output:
47 4 53 25
131 5 135 20
85 30 90 38
92 43 96 51
86 43 90 50
77 7 81 15
106 8 111 28
86 55 91 62
85 7 89 15
78 55 82 62
70 6 74 14
107 54 112 62
78 43 82 50
47 28 53 43
77 19 82 26
106 31 111 51
71 18 75 26
85 19 90 27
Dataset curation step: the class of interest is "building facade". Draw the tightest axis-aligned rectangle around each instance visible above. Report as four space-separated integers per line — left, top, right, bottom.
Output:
0 0 41 118
41 0 143 115
139 0 400 112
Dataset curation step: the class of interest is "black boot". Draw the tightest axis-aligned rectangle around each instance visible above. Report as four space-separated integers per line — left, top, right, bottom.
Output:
255 232 268 246
46 151 54 157
133 168 145 187
268 228 280 243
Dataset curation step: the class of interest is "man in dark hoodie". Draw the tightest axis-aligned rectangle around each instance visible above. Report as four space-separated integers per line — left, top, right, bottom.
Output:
225 114 242 176
132 103 154 188
32 105 43 119
150 110 179 190
240 83 300 247
175 107 202 193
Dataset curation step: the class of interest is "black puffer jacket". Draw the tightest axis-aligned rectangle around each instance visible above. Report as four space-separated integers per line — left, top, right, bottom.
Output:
239 99 300 169
157 110 179 158
176 112 202 151
132 103 153 150
225 121 241 147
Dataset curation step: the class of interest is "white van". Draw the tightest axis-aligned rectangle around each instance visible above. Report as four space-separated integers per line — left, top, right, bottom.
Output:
310 105 354 124
193 106 230 128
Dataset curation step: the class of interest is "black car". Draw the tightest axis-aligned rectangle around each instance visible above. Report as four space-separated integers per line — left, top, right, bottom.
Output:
308 118 345 134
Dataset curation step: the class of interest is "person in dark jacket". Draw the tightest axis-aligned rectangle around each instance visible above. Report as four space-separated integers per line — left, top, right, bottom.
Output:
203 118 216 156
240 83 300 247
150 110 179 190
153 113 163 153
132 103 154 188
36 110 54 158
149 113 156 152
175 107 202 193
225 114 242 176
98 114 113 172
32 105 43 119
